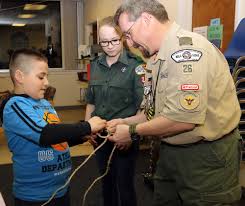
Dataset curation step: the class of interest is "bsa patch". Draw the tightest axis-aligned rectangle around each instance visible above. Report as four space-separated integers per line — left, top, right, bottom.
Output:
135 64 146 75
171 49 202 63
179 92 200 110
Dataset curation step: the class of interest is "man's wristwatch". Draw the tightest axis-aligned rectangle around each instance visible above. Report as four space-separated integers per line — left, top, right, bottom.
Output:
129 124 139 141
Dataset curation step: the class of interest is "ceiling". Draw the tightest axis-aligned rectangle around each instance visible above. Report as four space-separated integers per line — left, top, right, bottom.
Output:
0 1 60 25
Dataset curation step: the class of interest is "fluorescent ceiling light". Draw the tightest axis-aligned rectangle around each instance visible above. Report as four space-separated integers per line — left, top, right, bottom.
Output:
18 14 36 19
24 4 47 10
12 23 26 27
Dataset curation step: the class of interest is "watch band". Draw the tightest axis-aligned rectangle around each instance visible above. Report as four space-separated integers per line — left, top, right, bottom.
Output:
129 124 138 141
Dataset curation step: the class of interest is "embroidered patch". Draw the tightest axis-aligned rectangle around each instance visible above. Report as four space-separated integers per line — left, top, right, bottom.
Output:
160 70 168 79
181 84 199 91
135 64 146 75
179 92 200 110
182 64 193 74
121 67 127 72
171 49 202 63
144 85 151 95
179 37 193 46
141 75 145 83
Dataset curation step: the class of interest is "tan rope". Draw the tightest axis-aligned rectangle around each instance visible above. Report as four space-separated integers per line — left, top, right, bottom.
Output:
82 144 116 206
40 138 109 206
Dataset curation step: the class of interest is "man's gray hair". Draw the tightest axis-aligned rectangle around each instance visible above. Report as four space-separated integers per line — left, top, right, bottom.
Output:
114 0 169 25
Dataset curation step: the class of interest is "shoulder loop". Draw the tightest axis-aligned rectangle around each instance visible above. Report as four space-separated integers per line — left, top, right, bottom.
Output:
179 36 193 46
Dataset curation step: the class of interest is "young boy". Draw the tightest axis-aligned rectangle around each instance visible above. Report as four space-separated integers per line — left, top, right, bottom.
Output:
0 49 106 206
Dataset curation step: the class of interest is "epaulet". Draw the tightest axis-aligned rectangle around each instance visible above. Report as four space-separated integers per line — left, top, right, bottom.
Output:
178 36 193 46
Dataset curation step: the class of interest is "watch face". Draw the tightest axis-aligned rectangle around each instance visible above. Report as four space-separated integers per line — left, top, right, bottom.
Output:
131 134 138 141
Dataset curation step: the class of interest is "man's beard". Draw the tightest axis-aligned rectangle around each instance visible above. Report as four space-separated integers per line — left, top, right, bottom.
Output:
132 42 151 58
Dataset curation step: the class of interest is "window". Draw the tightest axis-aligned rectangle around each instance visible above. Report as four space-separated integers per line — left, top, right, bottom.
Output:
0 1 62 69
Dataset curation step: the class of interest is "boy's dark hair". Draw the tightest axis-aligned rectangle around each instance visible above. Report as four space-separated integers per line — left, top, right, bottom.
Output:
9 49 48 83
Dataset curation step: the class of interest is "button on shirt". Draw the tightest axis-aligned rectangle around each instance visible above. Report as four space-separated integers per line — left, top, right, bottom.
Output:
147 22 241 144
86 49 144 120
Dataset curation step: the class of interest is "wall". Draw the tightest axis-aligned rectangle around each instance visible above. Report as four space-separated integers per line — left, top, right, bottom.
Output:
61 0 78 70
0 70 82 107
83 0 192 45
0 0 82 107
83 0 181 24
0 25 46 66
84 0 122 24
192 0 235 52
235 0 245 30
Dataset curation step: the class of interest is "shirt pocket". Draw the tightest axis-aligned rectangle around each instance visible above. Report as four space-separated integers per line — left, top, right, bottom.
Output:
108 82 133 106
89 80 106 102
157 77 168 94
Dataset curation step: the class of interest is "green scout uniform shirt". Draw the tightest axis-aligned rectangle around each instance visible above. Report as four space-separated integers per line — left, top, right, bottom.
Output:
86 49 144 120
146 22 241 144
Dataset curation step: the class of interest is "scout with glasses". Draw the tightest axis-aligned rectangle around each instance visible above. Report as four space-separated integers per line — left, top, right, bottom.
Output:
99 38 121 47
85 16 144 206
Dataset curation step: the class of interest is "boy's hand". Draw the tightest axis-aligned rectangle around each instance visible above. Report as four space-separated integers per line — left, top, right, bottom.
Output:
86 134 98 147
88 116 106 133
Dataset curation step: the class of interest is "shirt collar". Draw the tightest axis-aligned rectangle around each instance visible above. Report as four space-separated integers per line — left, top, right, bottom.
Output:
98 48 129 67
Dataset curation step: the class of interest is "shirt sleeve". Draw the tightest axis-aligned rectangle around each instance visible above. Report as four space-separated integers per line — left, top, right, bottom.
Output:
3 99 47 144
159 48 208 124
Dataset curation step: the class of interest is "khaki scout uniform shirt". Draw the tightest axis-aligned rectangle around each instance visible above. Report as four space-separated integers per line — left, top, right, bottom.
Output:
86 49 144 120
146 22 241 144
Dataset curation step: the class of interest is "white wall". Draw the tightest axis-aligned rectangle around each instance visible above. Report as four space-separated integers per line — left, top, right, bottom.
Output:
176 0 193 31
235 0 245 30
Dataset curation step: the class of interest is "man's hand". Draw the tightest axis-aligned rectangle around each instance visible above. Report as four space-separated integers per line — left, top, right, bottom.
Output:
88 116 106 133
106 118 125 133
108 124 132 150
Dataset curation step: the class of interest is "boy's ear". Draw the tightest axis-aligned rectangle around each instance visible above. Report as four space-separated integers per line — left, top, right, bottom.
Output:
15 69 25 84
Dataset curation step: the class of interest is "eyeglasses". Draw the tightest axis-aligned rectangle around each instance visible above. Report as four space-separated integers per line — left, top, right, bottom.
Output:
123 17 141 39
99 38 121 47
